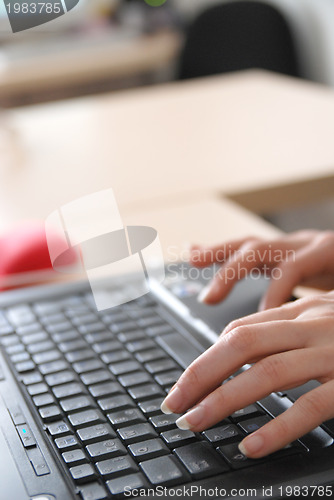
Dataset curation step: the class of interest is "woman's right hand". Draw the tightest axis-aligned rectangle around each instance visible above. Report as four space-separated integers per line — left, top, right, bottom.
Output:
190 230 334 310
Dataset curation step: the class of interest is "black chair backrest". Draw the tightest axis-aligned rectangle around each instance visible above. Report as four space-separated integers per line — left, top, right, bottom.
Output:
178 0 301 80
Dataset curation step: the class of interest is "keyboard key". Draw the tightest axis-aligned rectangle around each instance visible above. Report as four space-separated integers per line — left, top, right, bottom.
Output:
161 429 196 448
110 321 137 334
126 340 156 353
155 370 182 387
6 343 24 355
86 439 127 461
60 396 94 413
16 324 40 336
135 349 167 364
73 359 104 375
238 415 271 434
127 308 154 319
71 314 97 326
33 393 55 407
106 473 148 498
203 424 243 445
118 372 152 388
128 384 165 402
39 405 62 422
217 442 261 469
39 360 68 375
62 449 88 467
80 483 108 500
53 383 86 399
40 313 67 325
59 339 87 353
231 404 264 422
10 352 30 363
145 359 178 375
68 409 106 428
98 395 135 412
33 350 61 365
137 317 164 329
52 331 79 343
79 323 106 335
117 331 146 343
0 334 19 347
101 351 131 364
15 360 35 373
85 332 114 344
96 455 138 479
102 312 128 324
138 398 164 417
174 442 229 479
77 423 116 445
70 463 97 484
66 350 94 363
21 372 43 385
92 341 122 354
146 324 174 337
128 438 170 461
107 408 146 428
27 382 48 396
89 382 124 399
140 455 189 487
45 371 76 387
16 424 36 448
109 360 141 376
55 435 79 451
27 341 54 355
117 423 158 445
47 322 73 334
81 370 112 386
22 332 48 345
48 421 72 436
149 414 179 432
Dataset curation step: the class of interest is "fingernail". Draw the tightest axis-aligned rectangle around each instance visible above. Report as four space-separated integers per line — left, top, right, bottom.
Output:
198 285 212 303
239 433 265 457
176 405 205 430
160 386 182 414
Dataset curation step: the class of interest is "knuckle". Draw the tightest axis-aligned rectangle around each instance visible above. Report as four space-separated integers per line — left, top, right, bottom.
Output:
224 318 244 333
240 238 262 253
256 354 287 384
297 391 328 421
271 415 291 440
182 360 202 389
225 325 257 352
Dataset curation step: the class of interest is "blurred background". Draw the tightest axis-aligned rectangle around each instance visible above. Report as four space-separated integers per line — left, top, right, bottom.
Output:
1 0 334 288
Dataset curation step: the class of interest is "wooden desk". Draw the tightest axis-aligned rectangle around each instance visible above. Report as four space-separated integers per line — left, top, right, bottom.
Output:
1 70 334 231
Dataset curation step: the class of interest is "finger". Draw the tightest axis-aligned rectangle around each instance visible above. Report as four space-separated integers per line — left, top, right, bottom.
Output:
260 239 334 310
240 379 334 457
222 301 299 336
198 239 286 304
161 319 311 415
189 237 253 268
174 347 329 432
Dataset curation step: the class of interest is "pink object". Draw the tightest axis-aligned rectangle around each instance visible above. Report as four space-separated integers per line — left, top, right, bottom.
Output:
0 222 77 288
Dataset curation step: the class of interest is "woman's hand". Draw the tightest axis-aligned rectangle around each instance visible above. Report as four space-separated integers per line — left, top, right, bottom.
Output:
160 291 334 458
190 230 334 310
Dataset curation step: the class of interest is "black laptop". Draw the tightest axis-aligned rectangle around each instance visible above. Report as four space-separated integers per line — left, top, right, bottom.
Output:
0 264 334 500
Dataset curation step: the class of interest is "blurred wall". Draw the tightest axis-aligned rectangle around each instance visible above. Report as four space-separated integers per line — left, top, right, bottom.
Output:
174 0 334 87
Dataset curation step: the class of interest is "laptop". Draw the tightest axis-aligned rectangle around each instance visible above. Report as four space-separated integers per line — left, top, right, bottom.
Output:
0 263 334 500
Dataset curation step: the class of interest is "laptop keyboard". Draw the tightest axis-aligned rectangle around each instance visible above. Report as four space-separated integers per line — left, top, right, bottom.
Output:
0 292 306 499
